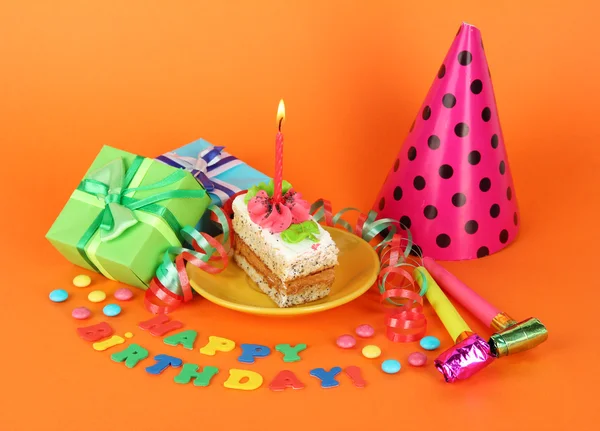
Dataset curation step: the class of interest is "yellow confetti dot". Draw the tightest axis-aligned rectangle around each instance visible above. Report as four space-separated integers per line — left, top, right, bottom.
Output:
88 290 106 303
362 345 382 359
73 275 91 288
124 332 133 338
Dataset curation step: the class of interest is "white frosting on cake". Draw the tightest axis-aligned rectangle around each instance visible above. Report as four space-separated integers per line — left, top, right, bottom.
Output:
232 194 339 281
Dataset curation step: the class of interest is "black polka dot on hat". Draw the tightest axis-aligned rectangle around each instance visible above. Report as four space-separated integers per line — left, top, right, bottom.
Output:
482 107 491 122
422 106 431 120
400 216 412 229
409 243 423 257
379 197 385 211
507 187 512 200
428 135 441 150
424 205 438 219
514 212 518 225
481 38 484 50
439 164 454 179
442 93 457 108
491 134 499 149
438 64 446 79
477 246 489 258
456 26 461 36
468 151 481 165
488 67 492 78
499 229 509 244
408 146 417 161
452 192 467 207
410 120 415 132
479 177 491 192
470 79 483 94
393 186 403 201
413 176 426 190
454 123 469 137
393 159 399 172
465 220 479 234
499 161 506 175
436 234 451 248
458 51 472 66
490 204 500 218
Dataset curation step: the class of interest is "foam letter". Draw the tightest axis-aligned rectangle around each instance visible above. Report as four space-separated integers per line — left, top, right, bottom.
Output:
344 366 366 388
93 335 125 351
174 364 219 387
238 343 271 364
310 367 342 388
199 336 236 356
111 344 149 368
145 354 183 375
275 343 307 362
223 369 263 391
138 315 183 337
268 370 305 391
163 330 197 350
77 322 113 342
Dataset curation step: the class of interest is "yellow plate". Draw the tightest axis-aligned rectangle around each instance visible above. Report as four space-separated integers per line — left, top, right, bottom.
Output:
188 227 380 316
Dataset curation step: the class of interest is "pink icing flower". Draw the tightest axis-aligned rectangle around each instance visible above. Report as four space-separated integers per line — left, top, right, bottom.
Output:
248 189 310 233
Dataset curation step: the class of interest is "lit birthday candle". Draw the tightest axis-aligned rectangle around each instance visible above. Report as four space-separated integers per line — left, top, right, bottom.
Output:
273 99 285 203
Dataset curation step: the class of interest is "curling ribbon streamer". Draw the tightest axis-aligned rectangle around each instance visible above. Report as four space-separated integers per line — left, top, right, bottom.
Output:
144 205 232 314
309 199 428 342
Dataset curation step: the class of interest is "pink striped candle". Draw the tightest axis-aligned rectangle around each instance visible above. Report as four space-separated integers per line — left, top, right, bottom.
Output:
273 99 285 202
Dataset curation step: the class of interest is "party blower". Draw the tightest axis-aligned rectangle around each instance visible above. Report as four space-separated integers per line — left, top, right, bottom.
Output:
414 267 494 383
423 257 548 357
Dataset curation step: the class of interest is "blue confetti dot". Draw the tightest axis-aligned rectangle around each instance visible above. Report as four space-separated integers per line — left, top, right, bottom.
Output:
381 359 401 374
103 304 121 317
49 289 68 303
420 336 441 351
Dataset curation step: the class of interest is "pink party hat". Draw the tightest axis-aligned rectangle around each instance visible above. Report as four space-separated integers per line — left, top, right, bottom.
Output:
374 22 519 261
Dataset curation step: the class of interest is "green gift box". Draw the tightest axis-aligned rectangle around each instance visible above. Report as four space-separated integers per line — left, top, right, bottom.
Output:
46 145 211 289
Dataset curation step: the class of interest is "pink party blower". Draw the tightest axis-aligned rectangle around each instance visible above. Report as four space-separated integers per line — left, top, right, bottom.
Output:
424 257 548 357
414 268 495 382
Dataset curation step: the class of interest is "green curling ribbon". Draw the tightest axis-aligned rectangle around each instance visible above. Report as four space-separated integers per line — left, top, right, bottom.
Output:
244 179 293 203
75 156 207 273
281 220 320 243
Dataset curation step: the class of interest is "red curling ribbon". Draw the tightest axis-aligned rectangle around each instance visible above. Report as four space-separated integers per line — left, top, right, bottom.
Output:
310 198 427 343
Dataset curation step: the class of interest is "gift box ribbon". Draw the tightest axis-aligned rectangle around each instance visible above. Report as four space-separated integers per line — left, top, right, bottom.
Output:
157 145 242 205
74 155 207 280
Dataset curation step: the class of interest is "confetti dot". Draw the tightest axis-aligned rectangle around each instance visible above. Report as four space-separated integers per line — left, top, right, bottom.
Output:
103 304 121 317
482 107 491 122
355 324 375 338
452 193 467 207
49 289 68 303
424 205 438 219
72 307 91 320
454 123 469 137
408 146 417 161
479 178 492 192
381 359 401 374
442 93 456 108
393 186 403 201
470 79 483 94
439 164 454 179
408 352 427 367
413 176 426 190
114 288 134 301
490 204 501 218
125 332 133 339
362 345 382 359
88 290 106 303
436 234 451 248
465 220 479 234
457 51 473 66
420 336 441 350
468 151 481 165
336 334 356 349
422 106 431 120
73 275 91 288
428 135 441 150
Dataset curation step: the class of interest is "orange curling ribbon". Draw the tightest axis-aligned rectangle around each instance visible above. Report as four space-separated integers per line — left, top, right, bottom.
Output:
310 198 428 342
144 205 232 314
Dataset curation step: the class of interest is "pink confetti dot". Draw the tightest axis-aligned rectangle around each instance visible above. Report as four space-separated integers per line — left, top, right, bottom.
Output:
355 324 375 338
72 307 91 320
408 352 428 367
114 288 134 301
336 334 357 349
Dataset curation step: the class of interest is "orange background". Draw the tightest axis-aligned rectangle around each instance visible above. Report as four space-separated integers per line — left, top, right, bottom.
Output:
1 1 597 430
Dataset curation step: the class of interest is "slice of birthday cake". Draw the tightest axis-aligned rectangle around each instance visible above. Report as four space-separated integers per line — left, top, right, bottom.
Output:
232 181 339 307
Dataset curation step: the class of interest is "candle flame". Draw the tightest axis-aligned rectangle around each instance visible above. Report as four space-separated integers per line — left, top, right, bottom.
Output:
276 99 285 131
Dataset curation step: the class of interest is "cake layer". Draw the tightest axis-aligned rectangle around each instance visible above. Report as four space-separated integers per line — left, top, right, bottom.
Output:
233 233 335 294
234 254 331 308
232 195 338 281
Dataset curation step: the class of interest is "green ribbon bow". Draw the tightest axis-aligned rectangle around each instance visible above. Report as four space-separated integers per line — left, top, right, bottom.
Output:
281 220 320 244
76 155 207 273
